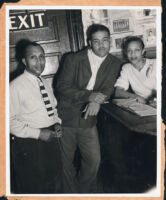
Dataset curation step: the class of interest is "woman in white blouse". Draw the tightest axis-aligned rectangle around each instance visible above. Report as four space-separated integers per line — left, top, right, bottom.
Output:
114 36 156 107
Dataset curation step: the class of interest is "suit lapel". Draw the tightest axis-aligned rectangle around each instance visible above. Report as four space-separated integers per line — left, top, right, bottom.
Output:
81 50 92 76
93 54 112 90
77 49 92 88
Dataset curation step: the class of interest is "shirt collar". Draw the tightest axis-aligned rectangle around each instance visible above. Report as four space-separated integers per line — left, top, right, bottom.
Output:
24 70 40 82
88 49 107 62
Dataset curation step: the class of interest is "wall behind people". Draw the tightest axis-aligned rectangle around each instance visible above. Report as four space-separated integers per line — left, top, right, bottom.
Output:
9 9 156 83
9 9 84 82
82 9 156 60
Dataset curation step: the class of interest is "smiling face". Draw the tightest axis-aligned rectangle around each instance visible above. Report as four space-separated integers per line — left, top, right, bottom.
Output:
89 30 110 57
22 45 45 77
126 41 145 66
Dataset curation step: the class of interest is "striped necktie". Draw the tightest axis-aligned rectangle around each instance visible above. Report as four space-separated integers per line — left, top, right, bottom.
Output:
38 77 54 117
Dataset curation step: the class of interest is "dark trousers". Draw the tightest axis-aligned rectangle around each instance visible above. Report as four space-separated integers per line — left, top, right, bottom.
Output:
10 135 62 194
60 126 101 193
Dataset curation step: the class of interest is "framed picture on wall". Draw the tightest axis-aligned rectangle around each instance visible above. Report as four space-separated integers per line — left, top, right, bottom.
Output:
112 18 130 33
115 38 123 49
110 31 134 52
144 23 156 47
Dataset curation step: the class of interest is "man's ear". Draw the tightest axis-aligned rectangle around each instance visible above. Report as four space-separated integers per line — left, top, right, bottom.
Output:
22 58 26 66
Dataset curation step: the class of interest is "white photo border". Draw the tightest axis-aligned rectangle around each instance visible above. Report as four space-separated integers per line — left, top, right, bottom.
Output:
6 5 161 197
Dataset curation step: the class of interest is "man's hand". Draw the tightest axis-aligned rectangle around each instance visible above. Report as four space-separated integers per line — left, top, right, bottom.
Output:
84 102 100 120
53 123 62 138
39 128 54 141
89 92 106 104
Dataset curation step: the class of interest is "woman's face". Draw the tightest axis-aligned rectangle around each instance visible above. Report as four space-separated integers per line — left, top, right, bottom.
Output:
126 41 144 66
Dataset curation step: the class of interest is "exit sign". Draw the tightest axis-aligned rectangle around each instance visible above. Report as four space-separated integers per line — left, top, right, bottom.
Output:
9 11 48 31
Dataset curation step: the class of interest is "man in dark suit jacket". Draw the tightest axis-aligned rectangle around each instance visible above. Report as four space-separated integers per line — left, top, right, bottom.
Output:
56 24 122 193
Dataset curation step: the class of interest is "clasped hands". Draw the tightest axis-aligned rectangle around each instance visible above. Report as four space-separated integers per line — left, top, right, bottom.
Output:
84 92 106 120
39 123 62 141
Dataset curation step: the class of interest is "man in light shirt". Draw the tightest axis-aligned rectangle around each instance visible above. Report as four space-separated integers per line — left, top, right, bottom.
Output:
56 24 122 193
10 42 62 193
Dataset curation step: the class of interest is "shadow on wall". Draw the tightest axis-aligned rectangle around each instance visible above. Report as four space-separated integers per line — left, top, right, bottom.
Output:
10 39 31 82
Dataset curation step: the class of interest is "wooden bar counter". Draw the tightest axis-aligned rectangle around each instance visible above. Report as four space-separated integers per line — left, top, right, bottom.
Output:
101 101 156 136
97 101 157 193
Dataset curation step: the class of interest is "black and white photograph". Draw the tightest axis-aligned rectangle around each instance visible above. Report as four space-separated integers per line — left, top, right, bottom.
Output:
6 6 161 197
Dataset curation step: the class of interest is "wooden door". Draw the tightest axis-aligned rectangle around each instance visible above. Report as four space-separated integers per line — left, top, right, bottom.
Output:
9 9 74 81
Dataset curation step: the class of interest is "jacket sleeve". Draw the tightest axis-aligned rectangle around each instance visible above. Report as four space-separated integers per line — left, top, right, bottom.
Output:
56 54 92 103
10 84 41 139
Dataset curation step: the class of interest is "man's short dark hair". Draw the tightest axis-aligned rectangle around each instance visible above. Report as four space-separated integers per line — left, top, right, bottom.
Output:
86 24 110 45
122 36 145 56
22 42 44 58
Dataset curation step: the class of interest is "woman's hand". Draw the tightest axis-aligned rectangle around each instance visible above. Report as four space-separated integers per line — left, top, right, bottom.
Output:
134 95 147 104
148 99 157 108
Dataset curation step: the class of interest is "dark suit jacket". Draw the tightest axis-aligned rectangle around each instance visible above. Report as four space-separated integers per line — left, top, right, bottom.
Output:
56 48 122 128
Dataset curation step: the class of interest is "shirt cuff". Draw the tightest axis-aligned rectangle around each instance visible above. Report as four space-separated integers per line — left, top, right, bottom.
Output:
114 81 128 91
80 90 93 102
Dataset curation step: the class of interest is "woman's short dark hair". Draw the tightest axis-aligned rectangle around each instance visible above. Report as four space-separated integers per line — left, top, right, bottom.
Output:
122 36 145 56
86 24 110 45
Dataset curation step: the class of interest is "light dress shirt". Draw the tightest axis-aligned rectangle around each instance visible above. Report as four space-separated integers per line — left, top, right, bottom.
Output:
86 49 107 90
114 58 156 99
10 70 61 139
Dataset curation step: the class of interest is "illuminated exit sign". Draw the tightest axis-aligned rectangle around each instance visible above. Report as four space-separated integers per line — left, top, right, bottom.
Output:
9 11 48 31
